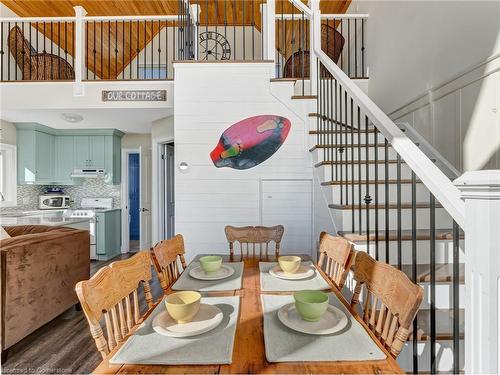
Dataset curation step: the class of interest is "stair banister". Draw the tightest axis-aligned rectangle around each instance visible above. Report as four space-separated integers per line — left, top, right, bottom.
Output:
310 18 465 228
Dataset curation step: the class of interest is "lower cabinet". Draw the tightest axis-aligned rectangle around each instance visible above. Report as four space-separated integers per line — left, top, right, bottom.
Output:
95 209 122 261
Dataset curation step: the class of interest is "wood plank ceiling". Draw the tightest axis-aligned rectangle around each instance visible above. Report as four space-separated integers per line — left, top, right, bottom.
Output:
1 0 350 79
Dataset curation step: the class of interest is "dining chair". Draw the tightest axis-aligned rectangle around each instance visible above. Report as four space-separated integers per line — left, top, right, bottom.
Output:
350 251 423 358
150 234 187 293
317 232 355 289
224 225 284 259
75 251 154 359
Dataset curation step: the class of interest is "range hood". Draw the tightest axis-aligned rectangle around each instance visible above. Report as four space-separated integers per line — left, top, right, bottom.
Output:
71 169 105 178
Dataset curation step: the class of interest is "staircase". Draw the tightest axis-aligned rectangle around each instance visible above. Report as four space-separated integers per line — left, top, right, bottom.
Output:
268 68 465 372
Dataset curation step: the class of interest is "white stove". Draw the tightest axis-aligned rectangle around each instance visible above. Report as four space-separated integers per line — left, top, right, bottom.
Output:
64 198 113 260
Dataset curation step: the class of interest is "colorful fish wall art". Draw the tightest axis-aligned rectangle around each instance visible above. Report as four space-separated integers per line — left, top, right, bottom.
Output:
210 115 291 170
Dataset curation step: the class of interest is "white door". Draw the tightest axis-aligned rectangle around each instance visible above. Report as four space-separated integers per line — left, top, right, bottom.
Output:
261 180 313 256
140 146 152 249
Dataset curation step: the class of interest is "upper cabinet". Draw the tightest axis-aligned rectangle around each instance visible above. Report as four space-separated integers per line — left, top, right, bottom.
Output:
15 123 124 185
74 135 106 169
16 126 55 185
54 136 75 185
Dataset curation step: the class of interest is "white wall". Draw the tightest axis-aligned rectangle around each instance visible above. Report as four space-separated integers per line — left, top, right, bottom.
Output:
174 62 313 260
122 133 151 149
349 0 500 172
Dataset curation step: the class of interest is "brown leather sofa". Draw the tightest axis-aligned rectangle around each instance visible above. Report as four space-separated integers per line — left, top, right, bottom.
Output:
0 225 90 357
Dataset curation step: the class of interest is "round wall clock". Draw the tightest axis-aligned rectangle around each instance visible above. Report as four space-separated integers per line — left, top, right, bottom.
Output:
199 31 231 60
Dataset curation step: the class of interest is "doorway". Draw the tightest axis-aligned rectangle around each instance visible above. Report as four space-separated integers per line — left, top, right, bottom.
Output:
159 142 175 241
121 147 152 253
128 153 140 252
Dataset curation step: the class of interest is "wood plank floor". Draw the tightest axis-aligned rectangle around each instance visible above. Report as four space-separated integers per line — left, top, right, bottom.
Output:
2 253 163 374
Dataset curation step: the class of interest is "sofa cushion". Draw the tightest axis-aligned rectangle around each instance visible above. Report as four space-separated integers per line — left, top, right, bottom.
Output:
0 226 11 240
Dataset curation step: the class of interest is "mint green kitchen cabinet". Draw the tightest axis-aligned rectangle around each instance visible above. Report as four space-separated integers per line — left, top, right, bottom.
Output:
15 123 124 185
54 136 76 185
35 131 55 182
104 135 122 184
74 135 106 168
74 136 90 169
16 125 55 185
95 209 122 261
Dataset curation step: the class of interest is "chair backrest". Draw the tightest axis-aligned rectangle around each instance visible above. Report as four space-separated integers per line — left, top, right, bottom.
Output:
317 232 354 289
8 26 32 78
224 225 284 259
151 234 187 293
350 251 423 358
75 251 153 359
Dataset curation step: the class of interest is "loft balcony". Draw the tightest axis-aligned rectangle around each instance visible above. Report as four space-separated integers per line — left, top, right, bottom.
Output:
0 1 367 87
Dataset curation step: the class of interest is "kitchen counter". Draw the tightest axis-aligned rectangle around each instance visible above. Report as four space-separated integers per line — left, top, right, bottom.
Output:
0 215 91 227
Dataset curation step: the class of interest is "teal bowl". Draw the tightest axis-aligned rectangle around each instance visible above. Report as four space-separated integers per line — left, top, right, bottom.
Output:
199 255 223 274
294 290 329 322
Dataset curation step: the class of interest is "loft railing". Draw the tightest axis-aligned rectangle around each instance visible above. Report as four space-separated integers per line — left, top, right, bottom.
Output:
0 1 368 84
0 17 76 81
272 10 367 91
296 0 465 372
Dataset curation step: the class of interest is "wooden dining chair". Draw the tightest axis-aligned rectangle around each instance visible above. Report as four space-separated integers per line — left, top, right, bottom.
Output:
75 251 154 359
317 232 355 289
350 251 423 358
224 225 284 259
150 234 187 293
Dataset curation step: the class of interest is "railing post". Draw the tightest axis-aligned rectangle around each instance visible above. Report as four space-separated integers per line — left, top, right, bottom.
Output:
454 170 500 374
266 0 275 73
260 3 268 59
190 4 200 60
309 0 320 94
73 5 86 96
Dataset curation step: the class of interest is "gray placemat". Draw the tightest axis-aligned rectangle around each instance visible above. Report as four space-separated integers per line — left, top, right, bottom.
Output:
172 262 244 292
110 296 240 365
259 261 331 291
261 294 386 362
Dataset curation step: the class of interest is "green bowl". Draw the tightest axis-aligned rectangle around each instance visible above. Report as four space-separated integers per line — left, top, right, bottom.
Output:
294 290 329 322
199 255 223 274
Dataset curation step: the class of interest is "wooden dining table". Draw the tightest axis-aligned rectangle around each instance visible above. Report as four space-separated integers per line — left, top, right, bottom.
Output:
93 255 404 374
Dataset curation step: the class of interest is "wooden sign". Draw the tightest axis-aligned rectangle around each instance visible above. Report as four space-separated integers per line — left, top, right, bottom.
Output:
102 90 167 102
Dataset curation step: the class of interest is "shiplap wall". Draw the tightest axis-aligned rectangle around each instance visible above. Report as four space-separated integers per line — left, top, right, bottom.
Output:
390 58 500 172
174 62 313 261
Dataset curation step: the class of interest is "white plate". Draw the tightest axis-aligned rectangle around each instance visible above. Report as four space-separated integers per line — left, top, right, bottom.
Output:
277 302 349 335
189 265 235 280
269 265 316 280
152 303 223 338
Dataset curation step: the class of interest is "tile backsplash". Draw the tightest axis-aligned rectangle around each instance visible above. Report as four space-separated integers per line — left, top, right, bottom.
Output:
0 179 121 213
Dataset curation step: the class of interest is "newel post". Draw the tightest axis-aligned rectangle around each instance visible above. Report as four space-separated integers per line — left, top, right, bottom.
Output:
309 0 320 95
73 5 87 96
454 170 500 374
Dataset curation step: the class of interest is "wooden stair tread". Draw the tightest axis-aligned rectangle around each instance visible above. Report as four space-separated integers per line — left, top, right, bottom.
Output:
310 143 391 152
329 202 442 210
339 229 461 242
291 95 317 100
315 160 401 167
270 78 297 82
399 263 465 284
321 179 422 186
411 308 464 341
